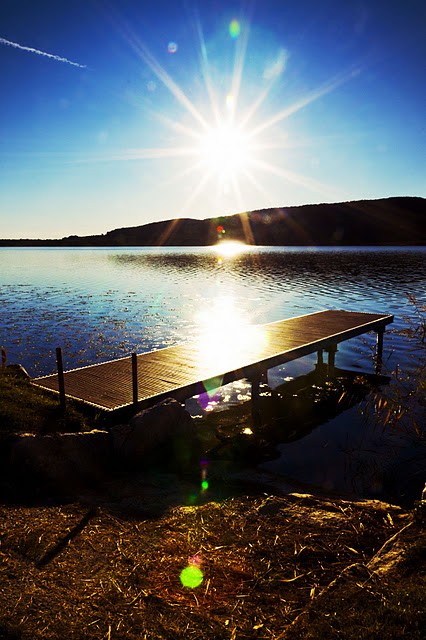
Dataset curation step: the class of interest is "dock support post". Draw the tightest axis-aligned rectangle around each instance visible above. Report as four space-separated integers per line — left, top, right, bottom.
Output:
316 349 325 376
315 349 327 382
132 353 138 407
327 345 337 377
250 371 262 432
56 347 66 412
376 330 384 374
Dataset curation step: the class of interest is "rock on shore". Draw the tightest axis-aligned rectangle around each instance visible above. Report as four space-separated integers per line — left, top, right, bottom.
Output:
8 398 201 496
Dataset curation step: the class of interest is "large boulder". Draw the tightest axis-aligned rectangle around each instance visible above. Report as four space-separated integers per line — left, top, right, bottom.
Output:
111 398 201 473
9 429 111 495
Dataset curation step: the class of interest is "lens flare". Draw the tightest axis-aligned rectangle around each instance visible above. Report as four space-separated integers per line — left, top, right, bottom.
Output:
168 42 178 53
180 565 203 588
229 19 240 38
226 93 235 110
200 459 209 492
189 554 203 567
196 375 223 411
197 391 220 411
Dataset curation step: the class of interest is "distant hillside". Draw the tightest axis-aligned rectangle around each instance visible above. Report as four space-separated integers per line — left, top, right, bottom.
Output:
1 197 425 246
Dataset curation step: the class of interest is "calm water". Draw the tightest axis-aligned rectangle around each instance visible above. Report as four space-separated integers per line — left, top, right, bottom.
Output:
1 246 425 502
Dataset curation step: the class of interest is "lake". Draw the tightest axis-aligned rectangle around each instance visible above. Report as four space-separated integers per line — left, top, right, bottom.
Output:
1 245 425 503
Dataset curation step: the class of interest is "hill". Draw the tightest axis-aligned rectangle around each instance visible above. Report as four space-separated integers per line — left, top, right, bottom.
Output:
1 196 424 246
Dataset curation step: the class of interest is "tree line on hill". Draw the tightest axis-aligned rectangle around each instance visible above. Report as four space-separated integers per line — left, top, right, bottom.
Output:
1 197 424 246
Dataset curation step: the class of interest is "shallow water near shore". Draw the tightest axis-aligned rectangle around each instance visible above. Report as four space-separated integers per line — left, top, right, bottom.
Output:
1 245 425 502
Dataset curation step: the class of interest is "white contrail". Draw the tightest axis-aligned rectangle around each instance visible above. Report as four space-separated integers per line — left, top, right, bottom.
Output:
0 36 86 68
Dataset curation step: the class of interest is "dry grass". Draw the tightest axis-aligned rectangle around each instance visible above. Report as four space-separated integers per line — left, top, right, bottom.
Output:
0 370 100 437
0 491 418 640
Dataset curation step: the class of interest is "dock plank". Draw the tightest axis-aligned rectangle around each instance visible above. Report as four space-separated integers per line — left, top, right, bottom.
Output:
32 309 393 411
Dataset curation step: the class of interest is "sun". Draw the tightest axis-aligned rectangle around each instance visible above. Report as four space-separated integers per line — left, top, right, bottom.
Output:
198 123 252 175
110 11 354 218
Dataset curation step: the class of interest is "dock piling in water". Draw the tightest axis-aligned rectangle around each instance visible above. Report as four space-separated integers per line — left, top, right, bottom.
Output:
327 344 337 377
375 329 385 374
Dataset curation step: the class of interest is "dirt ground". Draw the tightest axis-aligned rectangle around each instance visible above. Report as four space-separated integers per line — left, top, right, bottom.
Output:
1 474 423 640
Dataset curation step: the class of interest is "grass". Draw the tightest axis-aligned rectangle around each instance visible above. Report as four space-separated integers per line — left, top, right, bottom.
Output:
285 528 426 639
362 294 426 436
0 370 100 437
286 576 426 639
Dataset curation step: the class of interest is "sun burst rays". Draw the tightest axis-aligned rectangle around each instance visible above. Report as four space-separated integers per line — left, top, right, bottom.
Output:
94 6 362 233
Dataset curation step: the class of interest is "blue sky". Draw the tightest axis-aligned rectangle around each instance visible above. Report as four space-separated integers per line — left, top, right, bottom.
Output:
0 0 425 239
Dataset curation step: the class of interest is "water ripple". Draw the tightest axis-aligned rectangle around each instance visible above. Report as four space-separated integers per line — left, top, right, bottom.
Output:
1 247 425 376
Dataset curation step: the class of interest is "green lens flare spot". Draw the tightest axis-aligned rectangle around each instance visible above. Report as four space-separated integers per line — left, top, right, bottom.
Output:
180 565 203 588
229 19 240 38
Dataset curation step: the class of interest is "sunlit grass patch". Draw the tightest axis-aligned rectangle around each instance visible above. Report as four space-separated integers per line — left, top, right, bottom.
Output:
0 371 99 436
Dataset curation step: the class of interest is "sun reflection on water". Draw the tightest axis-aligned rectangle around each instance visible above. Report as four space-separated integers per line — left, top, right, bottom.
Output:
195 294 268 379
214 240 249 259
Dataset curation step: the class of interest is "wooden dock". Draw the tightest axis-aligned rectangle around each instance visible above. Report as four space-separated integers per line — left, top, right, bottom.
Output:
32 310 393 412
